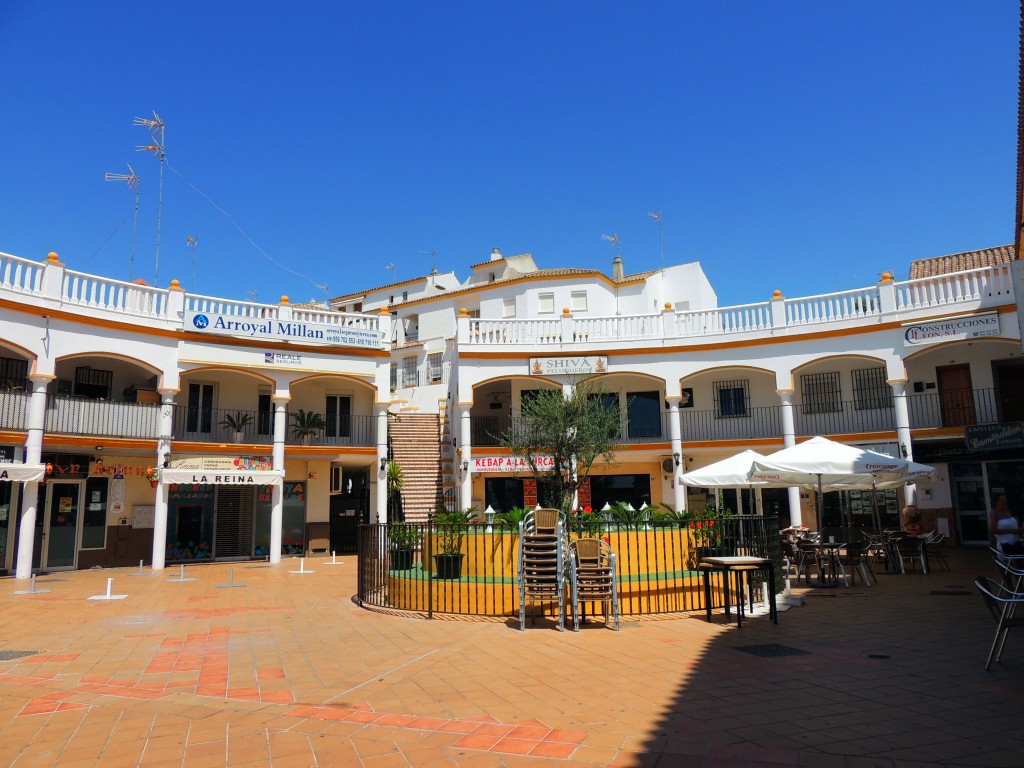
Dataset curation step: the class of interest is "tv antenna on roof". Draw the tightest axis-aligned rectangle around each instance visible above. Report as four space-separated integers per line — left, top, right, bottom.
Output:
103 164 141 280
315 283 329 301
247 290 257 302
601 233 621 257
385 263 396 281
419 249 438 275
648 211 664 271
185 235 198 292
134 111 165 285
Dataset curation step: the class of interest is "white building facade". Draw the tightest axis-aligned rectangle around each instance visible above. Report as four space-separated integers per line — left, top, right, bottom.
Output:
0 244 1020 577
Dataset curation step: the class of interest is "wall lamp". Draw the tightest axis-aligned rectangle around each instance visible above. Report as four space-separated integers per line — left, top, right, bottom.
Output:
380 457 389 472
462 460 469 471
673 452 681 468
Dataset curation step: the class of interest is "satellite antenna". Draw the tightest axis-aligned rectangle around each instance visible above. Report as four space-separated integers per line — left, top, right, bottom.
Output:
315 283 329 301
247 290 258 303
185 235 198 292
648 211 664 271
134 111 165 285
601 233 622 257
385 263 396 281
103 164 141 280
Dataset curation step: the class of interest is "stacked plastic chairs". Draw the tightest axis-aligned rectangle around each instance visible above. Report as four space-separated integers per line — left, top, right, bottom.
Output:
518 508 570 631
568 537 620 631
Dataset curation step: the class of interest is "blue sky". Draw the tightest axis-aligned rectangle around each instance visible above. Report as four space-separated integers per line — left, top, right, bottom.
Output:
0 2 1016 308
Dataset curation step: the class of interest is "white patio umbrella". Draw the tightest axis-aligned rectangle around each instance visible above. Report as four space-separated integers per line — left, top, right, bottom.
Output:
680 449 770 517
749 436 916 531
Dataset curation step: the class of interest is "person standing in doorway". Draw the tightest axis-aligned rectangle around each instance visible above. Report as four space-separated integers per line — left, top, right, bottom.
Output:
991 495 1024 556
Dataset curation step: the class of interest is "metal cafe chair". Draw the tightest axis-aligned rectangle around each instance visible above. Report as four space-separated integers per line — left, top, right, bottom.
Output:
975 575 1024 671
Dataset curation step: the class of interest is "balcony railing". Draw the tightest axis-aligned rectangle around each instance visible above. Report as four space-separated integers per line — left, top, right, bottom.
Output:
679 405 783 441
44 395 161 438
169 406 375 446
471 413 672 447
906 388 1001 430
0 390 30 431
792 401 897 436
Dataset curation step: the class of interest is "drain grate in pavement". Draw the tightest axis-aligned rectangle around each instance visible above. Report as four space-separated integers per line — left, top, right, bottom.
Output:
735 643 809 658
930 590 974 596
0 650 41 661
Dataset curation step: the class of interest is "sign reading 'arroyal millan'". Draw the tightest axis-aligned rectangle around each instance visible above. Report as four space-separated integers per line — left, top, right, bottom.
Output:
529 356 608 376
185 311 382 348
471 456 555 473
903 312 1000 346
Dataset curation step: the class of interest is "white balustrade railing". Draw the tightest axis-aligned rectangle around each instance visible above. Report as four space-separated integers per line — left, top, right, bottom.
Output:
0 251 43 294
673 302 772 336
469 318 564 344
784 286 881 326
574 314 664 341
895 264 1013 311
63 270 165 317
184 293 281 319
291 306 381 331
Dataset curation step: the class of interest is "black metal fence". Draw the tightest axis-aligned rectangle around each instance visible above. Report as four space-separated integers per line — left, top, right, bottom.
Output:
357 515 781 619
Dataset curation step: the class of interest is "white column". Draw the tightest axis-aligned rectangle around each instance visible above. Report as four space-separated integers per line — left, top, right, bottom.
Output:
150 389 177 571
376 405 389 524
270 396 288 564
15 374 52 579
777 389 802 528
667 396 685 512
890 379 917 504
459 403 472 511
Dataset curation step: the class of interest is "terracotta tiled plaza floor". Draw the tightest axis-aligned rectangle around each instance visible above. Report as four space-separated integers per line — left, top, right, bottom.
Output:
0 548 1020 767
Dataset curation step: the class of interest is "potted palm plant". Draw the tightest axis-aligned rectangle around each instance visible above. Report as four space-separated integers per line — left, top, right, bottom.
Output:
290 409 325 444
220 411 253 442
433 505 472 579
388 521 420 571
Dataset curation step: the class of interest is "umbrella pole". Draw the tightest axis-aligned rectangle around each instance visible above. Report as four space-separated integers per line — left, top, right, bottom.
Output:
870 484 881 534
817 474 823 531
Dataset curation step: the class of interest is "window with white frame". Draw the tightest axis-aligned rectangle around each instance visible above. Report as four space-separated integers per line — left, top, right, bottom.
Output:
714 379 749 418
502 297 516 318
402 357 418 388
427 353 443 383
538 292 555 314
801 371 842 414
570 290 588 312
852 367 892 410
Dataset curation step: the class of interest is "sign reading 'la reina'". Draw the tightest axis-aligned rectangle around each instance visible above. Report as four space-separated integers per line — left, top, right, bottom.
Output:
529 356 608 376
472 456 555 473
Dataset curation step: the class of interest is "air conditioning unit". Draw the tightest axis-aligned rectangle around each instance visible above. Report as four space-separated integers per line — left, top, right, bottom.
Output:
661 456 677 474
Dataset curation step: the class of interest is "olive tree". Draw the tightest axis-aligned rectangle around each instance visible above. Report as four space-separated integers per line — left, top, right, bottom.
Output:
500 378 620 513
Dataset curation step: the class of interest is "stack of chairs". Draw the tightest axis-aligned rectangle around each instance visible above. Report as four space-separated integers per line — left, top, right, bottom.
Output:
518 508 570 631
569 537 620 631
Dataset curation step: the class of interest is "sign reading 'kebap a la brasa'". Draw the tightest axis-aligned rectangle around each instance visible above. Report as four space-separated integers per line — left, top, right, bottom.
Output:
185 311 382 348
472 456 555 473
529 356 607 376
903 312 999 346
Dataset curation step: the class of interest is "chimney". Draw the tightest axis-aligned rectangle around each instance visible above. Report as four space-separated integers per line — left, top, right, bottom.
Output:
612 254 624 281
490 247 503 262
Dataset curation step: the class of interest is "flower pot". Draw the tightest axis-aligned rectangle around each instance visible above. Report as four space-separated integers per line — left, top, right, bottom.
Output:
234 431 244 443
149 480 158 488
433 553 464 580
390 547 415 571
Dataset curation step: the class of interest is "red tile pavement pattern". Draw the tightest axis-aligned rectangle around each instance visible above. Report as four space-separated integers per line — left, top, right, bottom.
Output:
0 550 1021 767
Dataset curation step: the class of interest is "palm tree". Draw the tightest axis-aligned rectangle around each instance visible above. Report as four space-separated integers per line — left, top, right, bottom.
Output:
290 409 325 444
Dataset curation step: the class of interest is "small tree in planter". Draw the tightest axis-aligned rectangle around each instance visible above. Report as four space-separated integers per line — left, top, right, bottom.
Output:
290 409 325 444
220 411 253 442
432 505 473 579
387 521 420 571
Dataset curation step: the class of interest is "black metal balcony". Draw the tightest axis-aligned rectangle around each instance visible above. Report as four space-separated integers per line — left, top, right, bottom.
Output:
44 395 162 438
679 405 782 441
0 390 30 431
470 413 671 447
906 387 1001 429
792 400 897 436
169 406 375 446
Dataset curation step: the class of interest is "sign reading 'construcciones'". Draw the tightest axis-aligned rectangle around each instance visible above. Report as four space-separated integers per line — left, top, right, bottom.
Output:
903 313 999 346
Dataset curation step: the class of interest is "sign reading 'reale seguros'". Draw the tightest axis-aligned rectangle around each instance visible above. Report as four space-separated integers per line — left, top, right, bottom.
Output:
903 313 999 346
186 311 382 348
529 356 608 376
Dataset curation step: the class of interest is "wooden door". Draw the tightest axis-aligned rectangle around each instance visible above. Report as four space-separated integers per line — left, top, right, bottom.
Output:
937 364 975 427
